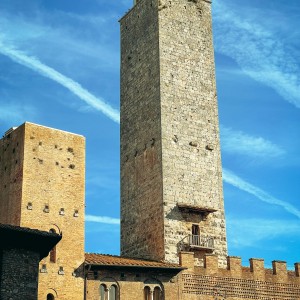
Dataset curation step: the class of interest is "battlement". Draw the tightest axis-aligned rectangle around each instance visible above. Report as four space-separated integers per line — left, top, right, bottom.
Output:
179 252 300 299
180 252 300 282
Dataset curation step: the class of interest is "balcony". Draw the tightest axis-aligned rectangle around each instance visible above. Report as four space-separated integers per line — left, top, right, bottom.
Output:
180 234 214 251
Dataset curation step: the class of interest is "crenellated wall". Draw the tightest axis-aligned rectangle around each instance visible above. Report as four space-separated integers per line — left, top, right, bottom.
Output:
180 252 300 299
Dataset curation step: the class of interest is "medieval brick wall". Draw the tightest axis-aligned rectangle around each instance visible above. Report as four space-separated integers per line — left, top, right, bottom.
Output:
120 0 227 267
86 268 180 300
0 122 85 300
0 248 39 300
180 253 300 300
0 125 25 225
85 253 300 300
120 0 165 261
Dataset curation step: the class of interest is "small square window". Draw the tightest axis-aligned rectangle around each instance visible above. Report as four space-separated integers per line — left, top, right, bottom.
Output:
93 271 98 279
40 264 47 273
74 209 79 217
58 266 65 275
135 274 141 281
120 273 126 281
59 208 65 216
43 205 49 213
27 202 33 210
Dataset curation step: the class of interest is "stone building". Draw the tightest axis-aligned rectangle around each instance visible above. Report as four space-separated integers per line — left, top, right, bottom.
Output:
0 223 61 300
0 0 300 299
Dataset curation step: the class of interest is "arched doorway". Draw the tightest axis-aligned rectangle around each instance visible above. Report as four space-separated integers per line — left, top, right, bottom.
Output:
47 293 55 300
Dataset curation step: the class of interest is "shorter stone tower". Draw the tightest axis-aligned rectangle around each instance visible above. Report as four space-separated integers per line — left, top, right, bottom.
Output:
0 122 85 300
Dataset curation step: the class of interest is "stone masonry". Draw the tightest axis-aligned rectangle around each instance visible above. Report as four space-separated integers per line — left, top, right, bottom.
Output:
0 224 62 300
0 122 85 300
0 248 40 300
120 0 227 267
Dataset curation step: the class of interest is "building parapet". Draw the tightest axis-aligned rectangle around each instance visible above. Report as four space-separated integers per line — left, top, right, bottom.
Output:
180 252 300 299
179 252 300 283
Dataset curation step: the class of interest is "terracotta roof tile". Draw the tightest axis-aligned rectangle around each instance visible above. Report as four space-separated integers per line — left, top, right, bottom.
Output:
85 253 183 269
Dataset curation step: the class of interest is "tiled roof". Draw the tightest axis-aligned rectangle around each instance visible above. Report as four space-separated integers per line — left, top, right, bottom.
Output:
85 253 184 269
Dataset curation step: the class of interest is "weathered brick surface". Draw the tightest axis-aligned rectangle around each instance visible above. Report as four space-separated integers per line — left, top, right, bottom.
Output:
84 253 300 300
0 125 25 225
86 268 180 300
120 0 227 267
0 122 85 300
0 248 39 300
158 0 226 267
180 253 300 300
120 0 165 262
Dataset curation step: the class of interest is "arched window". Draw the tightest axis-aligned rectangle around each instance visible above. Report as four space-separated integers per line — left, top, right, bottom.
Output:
153 286 162 300
109 285 117 300
49 229 56 263
100 284 107 300
144 286 151 300
47 294 55 300
100 283 118 300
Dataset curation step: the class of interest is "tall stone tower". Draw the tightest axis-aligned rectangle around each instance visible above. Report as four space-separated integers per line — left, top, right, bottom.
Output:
120 0 227 267
0 122 85 299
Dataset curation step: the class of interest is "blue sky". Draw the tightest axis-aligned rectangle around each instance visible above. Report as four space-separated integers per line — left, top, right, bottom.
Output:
0 0 299 269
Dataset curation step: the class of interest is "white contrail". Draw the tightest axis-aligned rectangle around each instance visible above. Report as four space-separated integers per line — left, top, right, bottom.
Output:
223 168 300 219
0 43 120 123
85 214 120 225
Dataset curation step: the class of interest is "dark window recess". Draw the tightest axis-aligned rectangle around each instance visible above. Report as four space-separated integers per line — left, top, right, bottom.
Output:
49 229 57 263
44 205 49 213
40 264 47 273
58 266 64 275
59 208 65 216
27 202 33 210
192 224 200 236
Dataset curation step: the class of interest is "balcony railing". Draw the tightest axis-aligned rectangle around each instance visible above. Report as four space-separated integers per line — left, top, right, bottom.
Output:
180 234 214 251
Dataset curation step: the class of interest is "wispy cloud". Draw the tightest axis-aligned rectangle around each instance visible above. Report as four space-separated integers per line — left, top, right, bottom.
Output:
0 102 36 125
0 9 120 72
227 217 300 248
220 126 285 158
213 1 300 108
0 45 119 122
223 168 300 219
0 43 120 123
85 214 120 225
